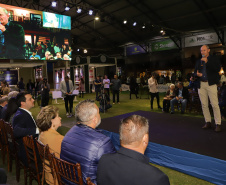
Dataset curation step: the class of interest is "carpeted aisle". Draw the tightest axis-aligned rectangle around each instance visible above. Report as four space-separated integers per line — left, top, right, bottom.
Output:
99 111 226 184
99 110 226 161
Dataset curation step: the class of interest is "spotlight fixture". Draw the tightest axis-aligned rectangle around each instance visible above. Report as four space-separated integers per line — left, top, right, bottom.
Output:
88 10 93 15
95 14 99 20
133 22 137 26
65 3 70 11
84 49 87 53
123 20 127 24
77 49 80 52
142 24 145 29
77 7 82 13
51 1 57 7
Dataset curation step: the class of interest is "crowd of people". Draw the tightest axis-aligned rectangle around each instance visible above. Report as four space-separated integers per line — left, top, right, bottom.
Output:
0 44 225 183
27 41 72 60
0 96 170 185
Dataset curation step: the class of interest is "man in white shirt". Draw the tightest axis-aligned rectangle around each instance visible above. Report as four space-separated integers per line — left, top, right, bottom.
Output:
103 75 110 97
148 73 162 110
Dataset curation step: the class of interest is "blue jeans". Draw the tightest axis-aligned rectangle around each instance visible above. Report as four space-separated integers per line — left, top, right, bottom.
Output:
170 98 187 112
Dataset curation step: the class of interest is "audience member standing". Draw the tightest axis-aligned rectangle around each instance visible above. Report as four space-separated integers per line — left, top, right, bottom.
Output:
129 76 139 99
61 99 116 185
26 79 34 95
94 76 102 100
12 92 39 166
97 115 170 185
111 75 121 104
60 76 74 117
41 78 50 107
17 78 25 92
148 73 162 110
103 75 110 97
194 45 221 132
79 77 85 98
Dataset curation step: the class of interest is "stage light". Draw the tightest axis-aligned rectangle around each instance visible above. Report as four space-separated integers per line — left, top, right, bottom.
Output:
77 7 82 13
95 14 99 20
89 10 93 15
77 49 80 51
133 22 137 26
51 1 57 7
123 20 127 24
142 24 145 29
84 49 87 53
65 4 70 11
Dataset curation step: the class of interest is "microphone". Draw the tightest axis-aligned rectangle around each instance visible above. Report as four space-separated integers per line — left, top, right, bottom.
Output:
201 55 205 66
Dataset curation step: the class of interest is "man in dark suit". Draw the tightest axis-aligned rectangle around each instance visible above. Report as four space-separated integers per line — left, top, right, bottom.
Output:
97 115 170 185
170 82 189 114
0 7 25 59
12 92 39 166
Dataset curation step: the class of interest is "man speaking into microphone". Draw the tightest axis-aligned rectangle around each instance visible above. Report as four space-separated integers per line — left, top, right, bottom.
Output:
194 45 221 132
0 7 25 59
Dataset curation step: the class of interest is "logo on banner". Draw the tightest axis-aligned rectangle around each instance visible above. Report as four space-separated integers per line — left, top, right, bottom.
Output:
100 55 106 63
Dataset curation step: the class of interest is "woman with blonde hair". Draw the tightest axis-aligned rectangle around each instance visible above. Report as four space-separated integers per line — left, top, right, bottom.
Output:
162 84 176 113
36 105 64 184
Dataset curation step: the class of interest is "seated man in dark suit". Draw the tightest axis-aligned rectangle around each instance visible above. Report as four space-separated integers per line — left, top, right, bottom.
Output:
170 82 189 114
97 115 170 185
12 92 39 166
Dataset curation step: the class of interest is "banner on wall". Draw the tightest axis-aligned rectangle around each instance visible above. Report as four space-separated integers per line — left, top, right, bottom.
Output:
150 40 178 52
0 70 18 85
185 32 219 47
126 45 147 56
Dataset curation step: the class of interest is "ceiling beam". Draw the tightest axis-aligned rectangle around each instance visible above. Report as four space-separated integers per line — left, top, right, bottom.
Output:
192 0 224 45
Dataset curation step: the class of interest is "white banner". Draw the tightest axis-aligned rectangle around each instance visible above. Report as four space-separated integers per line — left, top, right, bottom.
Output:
185 33 218 47
121 84 130 91
157 84 169 93
121 84 169 92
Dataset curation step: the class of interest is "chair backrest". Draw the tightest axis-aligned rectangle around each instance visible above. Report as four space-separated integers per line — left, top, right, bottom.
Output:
52 154 83 185
36 139 56 184
23 135 42 183
4 122 16 153
86 177 95 185
0 119 7 146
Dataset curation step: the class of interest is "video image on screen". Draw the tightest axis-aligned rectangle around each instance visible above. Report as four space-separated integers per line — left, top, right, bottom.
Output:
0 3 72 61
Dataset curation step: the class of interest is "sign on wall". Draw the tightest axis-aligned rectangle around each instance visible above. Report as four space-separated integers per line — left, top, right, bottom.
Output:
151 40 178 52
0 70 18 85
126 45 147 56
185 32 219 47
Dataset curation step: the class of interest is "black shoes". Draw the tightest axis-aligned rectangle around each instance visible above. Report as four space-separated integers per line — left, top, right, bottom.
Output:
202 122 211 129
215 124 221 132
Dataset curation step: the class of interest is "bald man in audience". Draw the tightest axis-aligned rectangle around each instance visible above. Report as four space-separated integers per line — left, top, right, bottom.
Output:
97 115 170 185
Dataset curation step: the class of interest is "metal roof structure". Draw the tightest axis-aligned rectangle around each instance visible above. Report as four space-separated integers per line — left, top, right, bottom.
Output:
1 0 226 56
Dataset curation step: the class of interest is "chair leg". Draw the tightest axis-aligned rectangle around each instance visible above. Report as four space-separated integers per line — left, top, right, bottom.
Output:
24 167 28 185
7 148 10 172
16 159 20 182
